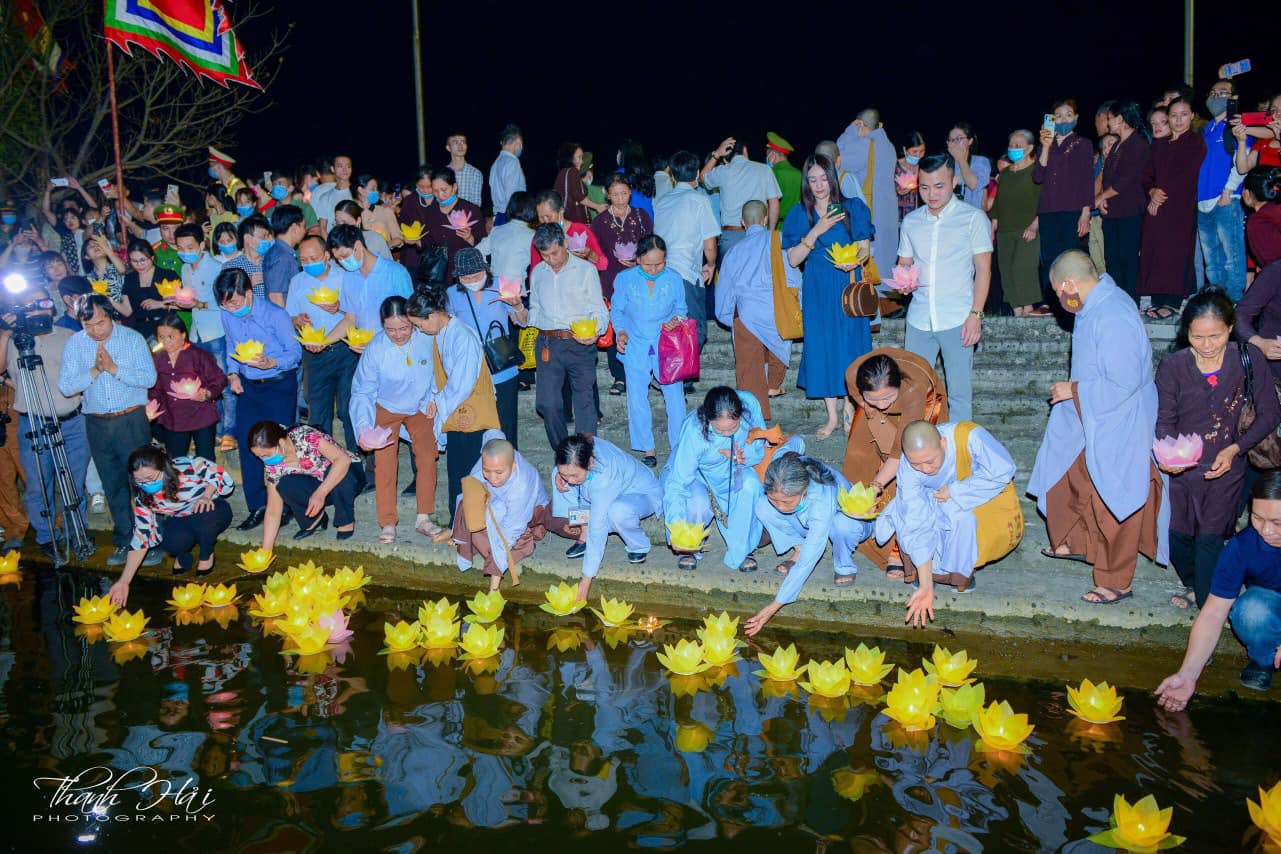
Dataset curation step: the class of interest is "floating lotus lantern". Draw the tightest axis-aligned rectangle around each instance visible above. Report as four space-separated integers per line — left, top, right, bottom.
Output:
145 400 163 421
565 230 589 253
91 280 110 295
938 683 987 729
1152 434 1203 469
357 425 393 450
826 242 862 267
458 623 505 659
232 340 264 363
922 645 978 687
202 583 238 608
463 590 505 624
419 596 459 624
399 221 425 241
832 768 881 803
589 596 634 627
446 209 478 230
497 276 522 300
283 624 331 657
845 643 895 686
420 616 460 649
1066 679 1126 725
237 547 276 573
754 644 808 682
837 483 879 519
330 566 370 593
888 263 922 293
656 639 711 676
675 721 714 754
971 700 1035 753
569 318 598 339
263 571 290 594
295 324 329 346
308 286 341 305
882 668 940 731
317 609 353 644
894 171 919 191
168 376 203 400
801 660 852 699
667 519 709 552
0 551 17 575
72 594 116 625
699 611 740 641
250 589 289 618
382 620 422 654
276 603 314 636
700 633 741 668
614 241 637 262
167 583 206 611
1088 794 1185 852
171 286 197 307
102 609 149 642
343 327 375 348
540 581 586 616
155 280 178 298
1248 781 1281 847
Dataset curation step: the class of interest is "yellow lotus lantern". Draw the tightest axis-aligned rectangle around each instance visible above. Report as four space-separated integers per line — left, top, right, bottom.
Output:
656 639 710 676
1088 794 1185 852
837 483 880 519
1066 679 1126 725
882 668 940 732
275 602 315 636
419 596 459 625
832 768 880 803
669 673 712 698
971 700 1035 753
826 242 862 267
382 620 422 654
754 644 808 682
232 340 265 363
330 566 370 593
1248 781 1281 847
938 683 987 729
287 559 322 579
463 590 505 624
922 645 978 687
295 324 329 346
420 616 461 650
202 583 238 608
667 519 709 552
844 643 895 686
263 571 290 594
343 327 375 348
399 221 425 242
238 548 275 574
699 611 740 640
91 279 110 295
283 624 331 657
0 551 18 575
569 318 598 339
589 595 634 627
675 722 714 754
166 583 206 611
801 659 852 699
459 623 505 659
72 594 116 625
155 280 177 298
700 633 741 668
250 589 289 618
308 286 341 305
540 581 585 616
102 609 149 643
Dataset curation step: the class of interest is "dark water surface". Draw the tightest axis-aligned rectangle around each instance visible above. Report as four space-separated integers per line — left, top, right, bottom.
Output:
1 562 1278 853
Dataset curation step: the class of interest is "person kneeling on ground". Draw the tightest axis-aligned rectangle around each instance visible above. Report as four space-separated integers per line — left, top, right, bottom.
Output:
249 420 364 549
553 433 662 603
875 420 1022 627
744 453 873 636
451 430 577 591
1156 470 1281 707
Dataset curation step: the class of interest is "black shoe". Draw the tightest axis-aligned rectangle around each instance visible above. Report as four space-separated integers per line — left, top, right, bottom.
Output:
627 551 647 564
236 508 267 531
402 482 417 496
336 529 355 541
566 542 587 559
141 549 163 567
195 558 215 579
294 513 330 540
172 561 189 577
683 381 695 394
1240 661 1274 691
39 542 56 561
280 507 294 526
642 454 657 468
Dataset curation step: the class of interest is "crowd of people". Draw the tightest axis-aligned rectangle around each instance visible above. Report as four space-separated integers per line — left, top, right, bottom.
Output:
1 77 1281 702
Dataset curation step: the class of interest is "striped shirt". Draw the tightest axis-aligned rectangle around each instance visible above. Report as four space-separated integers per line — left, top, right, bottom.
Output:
130 456 235 549
58 322 156 415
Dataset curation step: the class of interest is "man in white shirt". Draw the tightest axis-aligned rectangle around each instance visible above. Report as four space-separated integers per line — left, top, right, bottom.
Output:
897 153 993 421
445 132 484 207
489 124 527 226
528 223 609 449
653 151 720 348
701 136 782 258
313 154 354 235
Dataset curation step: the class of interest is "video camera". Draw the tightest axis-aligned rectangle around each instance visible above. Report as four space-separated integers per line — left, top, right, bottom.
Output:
1 274 54 341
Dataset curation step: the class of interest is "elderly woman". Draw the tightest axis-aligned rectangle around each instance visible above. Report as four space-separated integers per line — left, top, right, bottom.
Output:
122 239 180 341
782 154 875 440
610 234 687 466
422 167 488 282
590 174 653 395
743 453 873 636
662 386 803 573
843 349 949 577
1140 98 1206 319
107 445 235 606
1157 288 1281 609
148 312 226 460
249 419 364 547
406 285 499 529
989 130 1044 315
1034 99 1095 308
350 295 440 544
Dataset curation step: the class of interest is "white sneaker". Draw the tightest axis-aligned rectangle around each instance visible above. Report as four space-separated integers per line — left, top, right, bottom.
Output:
90 493 107 514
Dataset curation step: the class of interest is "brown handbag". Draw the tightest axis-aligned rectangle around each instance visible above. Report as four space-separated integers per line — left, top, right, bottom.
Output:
1238 345 1281 469
841 266 879 318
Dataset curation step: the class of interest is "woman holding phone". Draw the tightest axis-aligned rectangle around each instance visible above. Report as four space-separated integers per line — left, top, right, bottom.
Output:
1033 99 1094 312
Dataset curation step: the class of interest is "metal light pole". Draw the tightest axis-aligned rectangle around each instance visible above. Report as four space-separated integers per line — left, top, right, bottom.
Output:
1184 0 1194 87
411 0 426 166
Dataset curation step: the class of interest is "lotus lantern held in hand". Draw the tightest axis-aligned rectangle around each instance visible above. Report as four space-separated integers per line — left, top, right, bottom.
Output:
667 519 709 552
399 221 425 241
232 340 265 363
1152 433 1203 469
358 425 393 450
569 318 598 339
344 327 375 348
295 324 328 346
888 264 922 293
168 376 203 400
497 277 522 300
238 548 275 573
308 286 341 305
614 241 637 261
826 242 862 267
837 483 879 519
446 209 477 230
566 230 590 253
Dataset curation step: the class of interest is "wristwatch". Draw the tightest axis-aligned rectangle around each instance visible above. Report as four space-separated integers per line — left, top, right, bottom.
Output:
969 310 983 319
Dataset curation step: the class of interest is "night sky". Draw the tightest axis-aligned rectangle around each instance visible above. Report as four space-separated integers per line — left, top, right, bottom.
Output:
230 0 1266 202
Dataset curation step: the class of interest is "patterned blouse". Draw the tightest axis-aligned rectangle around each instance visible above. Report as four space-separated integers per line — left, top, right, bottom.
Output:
263 425 360 486
895 160 920 220
130 456 235 549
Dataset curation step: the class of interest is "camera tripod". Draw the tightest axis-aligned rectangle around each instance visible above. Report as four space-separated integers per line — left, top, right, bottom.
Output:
12 331 95 566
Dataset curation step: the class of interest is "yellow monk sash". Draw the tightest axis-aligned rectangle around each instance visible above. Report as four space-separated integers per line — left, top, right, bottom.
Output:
953 421 1024 567
433 337 501 434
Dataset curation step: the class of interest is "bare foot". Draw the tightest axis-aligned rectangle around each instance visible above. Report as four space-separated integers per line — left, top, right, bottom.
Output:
817 420 839 440
489 575 501 591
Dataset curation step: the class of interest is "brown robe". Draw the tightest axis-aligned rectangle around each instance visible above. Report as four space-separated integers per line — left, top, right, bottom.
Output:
843 348 948 568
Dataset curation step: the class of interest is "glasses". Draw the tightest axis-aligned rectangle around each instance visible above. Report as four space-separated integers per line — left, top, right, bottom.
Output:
946 136 968 144
1209 89 1233 98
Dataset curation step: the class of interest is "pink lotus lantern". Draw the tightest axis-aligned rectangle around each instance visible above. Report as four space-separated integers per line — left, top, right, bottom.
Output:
497 277 522 300
446 209 477 230
895 171 919 191
318 609 354 644
888 264 922 293
566 231 590 253
145 400 163 421
1153 433 1204 469
358 425 393 450
168 376 204 400
614 241 637 262
171 286 197 307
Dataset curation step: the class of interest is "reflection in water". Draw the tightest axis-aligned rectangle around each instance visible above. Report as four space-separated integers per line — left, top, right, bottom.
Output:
1 565 1279 850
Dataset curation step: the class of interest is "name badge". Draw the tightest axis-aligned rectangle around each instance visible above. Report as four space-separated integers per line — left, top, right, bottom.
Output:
568 507 590 526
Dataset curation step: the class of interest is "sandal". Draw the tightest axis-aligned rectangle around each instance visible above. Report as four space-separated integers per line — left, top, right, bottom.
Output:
776 559 797 576
768 388 787 399
677 555 698 571
609 380 625 395
834 573 856 586
415 516 445 538
1081 586 1133 605
885 565 905 580
737 556 758 573
1041 546 1088 563
379 525 397 544
1170 588 1195 609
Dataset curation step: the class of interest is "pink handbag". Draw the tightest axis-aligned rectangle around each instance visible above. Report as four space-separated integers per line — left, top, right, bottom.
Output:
658 318 699 384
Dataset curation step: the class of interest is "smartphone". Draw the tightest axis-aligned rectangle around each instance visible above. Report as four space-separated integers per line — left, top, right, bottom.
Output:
166 183 179 201
393 183 402 196
1242 111 1273 127
51 177 69 187
97 178 111 190
1225 99 1241 121
1219 58 1251 78
262 171 272 185
827 203 844 218
1042 114 1055 130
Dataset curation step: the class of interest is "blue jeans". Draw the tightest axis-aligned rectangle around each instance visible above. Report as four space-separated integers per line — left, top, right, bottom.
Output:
197 337 236 436
1230 586 1281 669
1197 198 1246 301
19 413 90 545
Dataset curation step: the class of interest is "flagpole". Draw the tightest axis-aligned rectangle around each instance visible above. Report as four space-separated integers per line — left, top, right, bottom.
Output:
105 40 128 248
411 0 425 165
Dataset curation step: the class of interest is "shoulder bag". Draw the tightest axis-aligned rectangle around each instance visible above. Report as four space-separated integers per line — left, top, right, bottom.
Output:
462 291 522 374
1237 344 1281 469
841 263 879 318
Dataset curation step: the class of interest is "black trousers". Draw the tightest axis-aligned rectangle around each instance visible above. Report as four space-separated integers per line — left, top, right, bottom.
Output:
303 345 357 448
276 466 365 530
160 499 232 569
1169 531 1226 607
234 371 299 511
535 335 597 450
1102 215 1142 300
1039 210 1087 321
444 429 485 525
495 376 519 451
156 423 217 461
86 409 153 547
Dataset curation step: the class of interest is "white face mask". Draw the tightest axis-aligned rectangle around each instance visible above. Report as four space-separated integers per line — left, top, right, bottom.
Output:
461 277 486 292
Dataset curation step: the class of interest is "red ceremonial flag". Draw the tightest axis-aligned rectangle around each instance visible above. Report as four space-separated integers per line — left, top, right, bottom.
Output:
12 0 69 77
103 0 260 89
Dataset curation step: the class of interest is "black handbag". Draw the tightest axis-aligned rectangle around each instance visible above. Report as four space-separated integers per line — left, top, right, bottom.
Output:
415 245 449 287
1238 344 1281 469
463 292 522 374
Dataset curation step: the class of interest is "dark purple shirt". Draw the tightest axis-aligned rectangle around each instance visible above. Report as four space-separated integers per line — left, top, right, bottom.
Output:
397 192 435 272
588 206 652 300
1033 133 1095 213
1101 132 1152 219
148 344 227 432
422 199 488 281
1236 262 1281 379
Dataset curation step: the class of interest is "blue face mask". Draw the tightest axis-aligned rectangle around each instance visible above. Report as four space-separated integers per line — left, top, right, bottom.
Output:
416 190 432 203
302 261 326 277
905 155 921 165
1054 120 1077 136
230 303 251 317
218 242 237 255
513 147 523 158
1 215 15 225
255 238 273 256
177 251 199 264
208 167 219 179
438 194 457 208
236 204 254 217
139 479 164 495
262 453 284 466
366 190 380 205
794 498 807 515
1007 148 1027 163
639 268 661 282
338 254 361 272
307 183 320 193
270 185 289 201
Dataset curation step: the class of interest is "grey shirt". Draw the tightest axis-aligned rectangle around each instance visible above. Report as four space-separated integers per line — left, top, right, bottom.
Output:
8 325 81 416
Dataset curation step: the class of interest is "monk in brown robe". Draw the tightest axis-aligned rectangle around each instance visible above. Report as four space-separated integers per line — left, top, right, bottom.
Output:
843 348 948 576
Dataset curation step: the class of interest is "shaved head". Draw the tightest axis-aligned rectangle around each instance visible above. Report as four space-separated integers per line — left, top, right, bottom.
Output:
480 439 516 488
482 438 514 462
741 200 766 226
901 421 942 453
1049 250 1098 286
